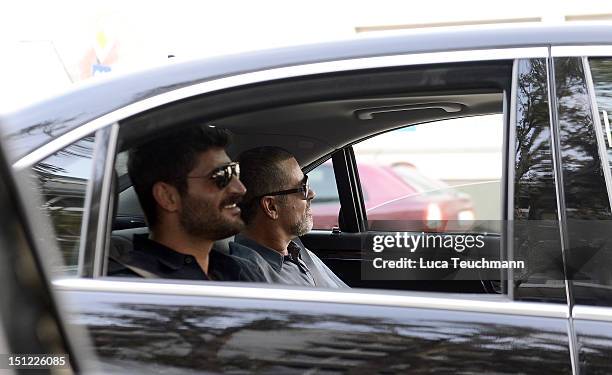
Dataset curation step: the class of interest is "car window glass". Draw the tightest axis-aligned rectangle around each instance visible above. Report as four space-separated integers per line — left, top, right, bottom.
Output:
567 57 612 306
591 58 612 178
31 134 96 276
309 162 340 229
353 115 503 233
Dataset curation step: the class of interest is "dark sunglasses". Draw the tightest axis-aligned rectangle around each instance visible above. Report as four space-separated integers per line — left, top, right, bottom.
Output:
187 162 240 189
261 175 310 200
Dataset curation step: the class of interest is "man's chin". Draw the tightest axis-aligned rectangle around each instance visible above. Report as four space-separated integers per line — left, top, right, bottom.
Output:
294 221 313 237
218 218 245 238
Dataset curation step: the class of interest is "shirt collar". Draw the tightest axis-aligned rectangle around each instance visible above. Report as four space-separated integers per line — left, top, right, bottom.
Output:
133 233 193 271
133 234 243 280
234 234 302 272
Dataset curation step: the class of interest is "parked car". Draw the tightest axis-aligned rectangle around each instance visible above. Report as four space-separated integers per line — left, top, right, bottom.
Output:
4 23 612 374
310 161 475 231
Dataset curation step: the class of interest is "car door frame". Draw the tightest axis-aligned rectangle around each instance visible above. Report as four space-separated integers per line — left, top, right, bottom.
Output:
550 45 612 375
12 45 579 374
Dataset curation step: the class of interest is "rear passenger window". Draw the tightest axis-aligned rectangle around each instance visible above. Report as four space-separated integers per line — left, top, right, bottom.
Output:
353 115 504 233
32 134 96 275
309 162 340 229
590 58 612 177
567 57 612 306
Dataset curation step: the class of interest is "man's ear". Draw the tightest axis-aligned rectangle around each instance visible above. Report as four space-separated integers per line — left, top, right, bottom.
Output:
152 182 181 213
260 196 279 220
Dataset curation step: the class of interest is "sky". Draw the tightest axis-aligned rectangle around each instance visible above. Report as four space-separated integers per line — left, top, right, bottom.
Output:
2 0 612 112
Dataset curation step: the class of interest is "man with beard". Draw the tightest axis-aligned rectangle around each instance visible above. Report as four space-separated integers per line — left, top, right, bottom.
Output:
109 126 265 282
231 146 347 288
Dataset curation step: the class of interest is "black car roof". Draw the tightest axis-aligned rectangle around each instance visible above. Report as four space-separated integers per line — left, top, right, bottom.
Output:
2 23 612 163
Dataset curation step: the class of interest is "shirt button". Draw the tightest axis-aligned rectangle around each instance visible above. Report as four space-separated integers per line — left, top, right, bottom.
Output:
185 257 192 264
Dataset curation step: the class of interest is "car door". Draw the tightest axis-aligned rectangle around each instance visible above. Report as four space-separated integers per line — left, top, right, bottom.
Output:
15 45 575 373
550 46 612 374
301 56 568 303
0 123 91 373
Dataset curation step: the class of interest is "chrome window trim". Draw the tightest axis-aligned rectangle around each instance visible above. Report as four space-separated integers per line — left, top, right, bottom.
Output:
506 59 519 299
573 305 612 322
551 45 612 57
14 47 548 171
546 50 573 307
54 278 568 319
95 123 119 278
566 319 578 375
77 124 118 278
76 130 106 277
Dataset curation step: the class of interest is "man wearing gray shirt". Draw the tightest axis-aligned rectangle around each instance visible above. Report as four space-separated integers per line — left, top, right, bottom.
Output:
231 146 348 288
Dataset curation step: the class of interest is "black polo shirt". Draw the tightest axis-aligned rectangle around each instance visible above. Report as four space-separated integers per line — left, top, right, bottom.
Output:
109 234 265 282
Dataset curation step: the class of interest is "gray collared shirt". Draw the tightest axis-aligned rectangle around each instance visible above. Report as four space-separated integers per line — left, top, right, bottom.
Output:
230 234 348 288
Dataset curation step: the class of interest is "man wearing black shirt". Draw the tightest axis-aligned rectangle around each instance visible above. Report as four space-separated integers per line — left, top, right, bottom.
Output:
111 126 265 282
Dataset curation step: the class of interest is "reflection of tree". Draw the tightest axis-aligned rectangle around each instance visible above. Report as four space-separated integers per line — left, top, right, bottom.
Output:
4 115 82 161
80 302 571 374
514 59 556 221
556 57 611 220
513 59 566 292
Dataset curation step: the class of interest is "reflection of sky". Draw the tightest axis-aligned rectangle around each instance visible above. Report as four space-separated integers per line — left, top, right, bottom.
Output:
42 138 95 179
355 114 503 180
291 320 383 333
44 153 93 179
184 311 285 329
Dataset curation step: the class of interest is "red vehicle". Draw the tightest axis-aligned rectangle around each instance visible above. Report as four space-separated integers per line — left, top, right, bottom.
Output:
309 162 475 231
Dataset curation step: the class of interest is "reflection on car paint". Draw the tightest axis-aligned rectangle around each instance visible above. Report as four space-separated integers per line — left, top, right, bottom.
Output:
513 58 566 303
63 291 572 374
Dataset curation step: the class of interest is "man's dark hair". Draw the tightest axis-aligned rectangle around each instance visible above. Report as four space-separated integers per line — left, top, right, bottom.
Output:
237 146 294 224
128 126 231 227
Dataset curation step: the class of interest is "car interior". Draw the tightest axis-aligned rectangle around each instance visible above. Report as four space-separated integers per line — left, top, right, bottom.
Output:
105 60 513 294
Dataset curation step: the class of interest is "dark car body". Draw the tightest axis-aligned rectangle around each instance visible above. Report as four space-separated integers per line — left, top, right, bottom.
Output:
4 24 612 374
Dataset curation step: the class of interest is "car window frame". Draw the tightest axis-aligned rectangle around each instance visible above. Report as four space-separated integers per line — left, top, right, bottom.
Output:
552 46 612 305
16 47 550 282
78 123 119 278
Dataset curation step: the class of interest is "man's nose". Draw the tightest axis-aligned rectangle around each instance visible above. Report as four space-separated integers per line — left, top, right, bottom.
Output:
228 176 247 195
307 188 316 200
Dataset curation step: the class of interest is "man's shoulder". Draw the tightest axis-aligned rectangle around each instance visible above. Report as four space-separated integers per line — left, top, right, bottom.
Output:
108 234 164 277
211 248 268 282
229 240 264 259
214 247 260 267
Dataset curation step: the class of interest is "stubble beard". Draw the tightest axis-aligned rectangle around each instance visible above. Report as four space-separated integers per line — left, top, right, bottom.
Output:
291 205 313 237
179 193 244 241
